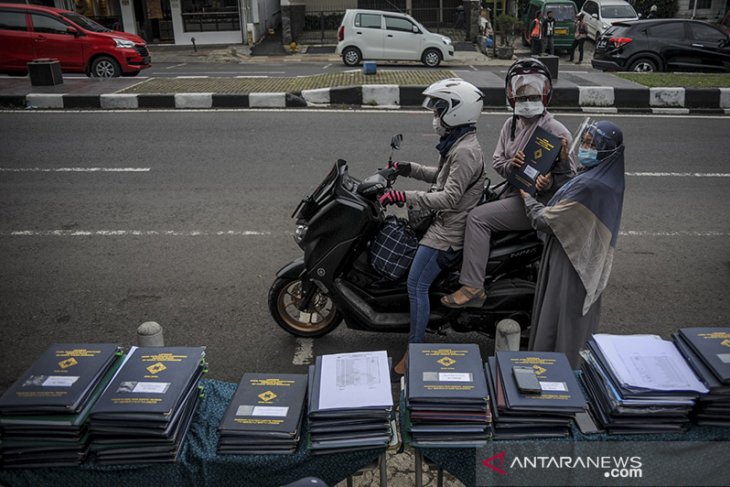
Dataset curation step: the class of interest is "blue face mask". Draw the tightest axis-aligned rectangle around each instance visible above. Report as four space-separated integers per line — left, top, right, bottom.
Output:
578 147 599 168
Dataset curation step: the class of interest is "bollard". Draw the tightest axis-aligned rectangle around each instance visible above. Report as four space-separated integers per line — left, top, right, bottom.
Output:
494 319 521 352
137 321 164 347
191 37 197 53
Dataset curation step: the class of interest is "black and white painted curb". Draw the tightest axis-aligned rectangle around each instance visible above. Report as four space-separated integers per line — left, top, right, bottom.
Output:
2 85 729 113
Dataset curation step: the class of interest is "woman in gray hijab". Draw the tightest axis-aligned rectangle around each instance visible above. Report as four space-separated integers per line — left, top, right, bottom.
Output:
521 120 626 367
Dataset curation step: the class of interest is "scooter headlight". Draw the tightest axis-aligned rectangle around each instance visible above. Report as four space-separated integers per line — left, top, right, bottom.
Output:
294 225 308 244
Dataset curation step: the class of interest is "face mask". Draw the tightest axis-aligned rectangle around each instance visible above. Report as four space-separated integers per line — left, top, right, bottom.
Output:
578 147 599 168
514 100 544 118
432 116 447 137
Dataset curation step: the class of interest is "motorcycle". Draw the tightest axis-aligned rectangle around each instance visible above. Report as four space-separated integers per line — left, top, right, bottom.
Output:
268 135 542 341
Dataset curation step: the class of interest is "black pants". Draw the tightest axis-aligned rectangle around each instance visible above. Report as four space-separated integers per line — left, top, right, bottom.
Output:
531 37 541 55
569 38 585 62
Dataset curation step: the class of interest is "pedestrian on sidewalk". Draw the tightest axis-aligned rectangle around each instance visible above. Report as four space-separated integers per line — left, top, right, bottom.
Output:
569 13 588 63
522 120 626 367
530 12 543 55
542 10 556 55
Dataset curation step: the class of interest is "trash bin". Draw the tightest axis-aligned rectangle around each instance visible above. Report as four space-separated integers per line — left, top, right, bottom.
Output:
362 61 377 75
28 58 63 86
537 55 559 80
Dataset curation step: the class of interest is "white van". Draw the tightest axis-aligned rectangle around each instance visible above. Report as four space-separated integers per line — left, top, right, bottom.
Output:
579 0 639 41
335 9 455 67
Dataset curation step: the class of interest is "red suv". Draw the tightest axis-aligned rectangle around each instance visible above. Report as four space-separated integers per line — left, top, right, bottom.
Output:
0 3 150 77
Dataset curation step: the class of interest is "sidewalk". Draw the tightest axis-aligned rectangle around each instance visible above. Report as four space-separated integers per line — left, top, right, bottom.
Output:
1 43 728 113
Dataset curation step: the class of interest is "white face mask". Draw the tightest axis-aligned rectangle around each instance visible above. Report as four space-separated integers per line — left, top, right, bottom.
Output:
514 100 544 118
432 116 448 137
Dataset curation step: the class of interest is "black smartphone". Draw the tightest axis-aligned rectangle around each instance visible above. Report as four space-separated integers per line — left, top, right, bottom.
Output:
512 365 541 394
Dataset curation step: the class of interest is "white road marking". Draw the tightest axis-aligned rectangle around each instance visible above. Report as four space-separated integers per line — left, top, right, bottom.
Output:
323 64 332 69
176 75 209 79
626 172 730 177
6 230 269 236
620 231 729 237
166 63 187 69
292 338 314 365
235 75 268 78
469 65 477 71
0 167 150 172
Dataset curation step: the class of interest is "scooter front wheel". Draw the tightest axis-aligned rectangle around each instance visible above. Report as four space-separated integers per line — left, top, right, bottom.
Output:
268 277 343 338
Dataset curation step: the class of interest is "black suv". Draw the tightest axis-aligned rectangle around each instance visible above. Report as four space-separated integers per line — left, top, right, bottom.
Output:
592 19 730 72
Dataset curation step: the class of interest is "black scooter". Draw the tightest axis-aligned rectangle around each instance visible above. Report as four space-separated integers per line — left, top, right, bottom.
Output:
268 135 542 340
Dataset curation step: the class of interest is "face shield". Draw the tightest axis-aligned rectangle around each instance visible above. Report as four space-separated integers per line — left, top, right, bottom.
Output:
509 73 548 103
571 118 623 168
422 96 449 118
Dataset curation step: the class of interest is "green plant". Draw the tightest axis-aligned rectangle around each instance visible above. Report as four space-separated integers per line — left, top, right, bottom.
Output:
495 14 520 47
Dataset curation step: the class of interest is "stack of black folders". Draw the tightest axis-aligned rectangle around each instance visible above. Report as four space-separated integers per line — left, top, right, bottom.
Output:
580 334 708 434
673 327 730 426
218 373 307 454
486 351 586 439
406 343 491 447
307 350 393 454
88 346 207 464
0 343 123 468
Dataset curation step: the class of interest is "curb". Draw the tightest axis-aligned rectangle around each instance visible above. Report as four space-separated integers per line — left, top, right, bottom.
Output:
3 86 729 113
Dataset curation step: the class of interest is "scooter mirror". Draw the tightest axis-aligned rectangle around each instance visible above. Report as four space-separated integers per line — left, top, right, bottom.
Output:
390 134 403 151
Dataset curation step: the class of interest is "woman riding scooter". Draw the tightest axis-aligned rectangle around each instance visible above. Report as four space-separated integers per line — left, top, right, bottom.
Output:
379 78 486 378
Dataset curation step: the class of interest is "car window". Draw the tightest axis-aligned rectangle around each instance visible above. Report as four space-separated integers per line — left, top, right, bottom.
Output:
688 22 726 43
583 2 598 16
648 22 686 39
601 4 637 18
355 13 381 29
385 16 415 32
61 12 111 32
0 10 28 31
31 13 71 34
549 4 577 21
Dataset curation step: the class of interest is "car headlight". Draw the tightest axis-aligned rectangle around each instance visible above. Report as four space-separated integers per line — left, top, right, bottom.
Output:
113 37 136 49
294 225 308 244
442 36 452 45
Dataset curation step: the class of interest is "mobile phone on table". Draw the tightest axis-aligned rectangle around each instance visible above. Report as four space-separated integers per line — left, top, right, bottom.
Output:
512 365 542 394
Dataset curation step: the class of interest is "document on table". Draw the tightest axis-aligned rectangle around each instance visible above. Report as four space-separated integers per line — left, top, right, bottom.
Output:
593 334 708 393
318 350 393 410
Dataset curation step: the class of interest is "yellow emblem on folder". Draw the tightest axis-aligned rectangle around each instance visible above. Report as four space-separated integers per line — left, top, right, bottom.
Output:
258 391 277 402
146 362 167 374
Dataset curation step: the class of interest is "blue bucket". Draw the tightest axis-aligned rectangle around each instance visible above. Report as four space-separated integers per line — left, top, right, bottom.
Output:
362 61 377 75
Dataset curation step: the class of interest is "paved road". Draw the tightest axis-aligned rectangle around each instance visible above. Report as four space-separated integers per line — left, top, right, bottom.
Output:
0 110 728 390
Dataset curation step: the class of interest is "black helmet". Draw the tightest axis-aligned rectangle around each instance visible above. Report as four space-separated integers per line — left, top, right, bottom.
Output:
505 58 553 108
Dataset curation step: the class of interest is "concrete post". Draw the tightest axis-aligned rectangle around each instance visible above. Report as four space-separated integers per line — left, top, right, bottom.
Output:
137 321 164 347
494 319 521 352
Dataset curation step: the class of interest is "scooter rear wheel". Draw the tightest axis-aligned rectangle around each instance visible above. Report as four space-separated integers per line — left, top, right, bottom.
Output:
268 277 343 338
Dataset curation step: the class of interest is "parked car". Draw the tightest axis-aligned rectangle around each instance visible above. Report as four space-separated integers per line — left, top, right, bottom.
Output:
0 2 150 77
335 9 454 67
579 0 638 41
521 0 578 53
592 19 730 72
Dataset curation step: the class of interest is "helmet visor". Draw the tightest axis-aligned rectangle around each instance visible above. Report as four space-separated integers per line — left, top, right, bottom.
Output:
422 96 449 117
510 73 548 99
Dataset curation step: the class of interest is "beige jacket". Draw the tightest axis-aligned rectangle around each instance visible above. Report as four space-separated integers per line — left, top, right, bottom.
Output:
404 132 486 251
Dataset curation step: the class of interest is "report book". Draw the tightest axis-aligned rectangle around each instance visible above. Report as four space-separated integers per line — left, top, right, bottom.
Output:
507 126 562 195
218 373 307 454
677 327 730 384
496 351 587 413
0 343 122 414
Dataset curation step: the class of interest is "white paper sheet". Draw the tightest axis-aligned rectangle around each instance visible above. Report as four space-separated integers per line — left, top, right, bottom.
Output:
318 350 393 410
593 334 708 393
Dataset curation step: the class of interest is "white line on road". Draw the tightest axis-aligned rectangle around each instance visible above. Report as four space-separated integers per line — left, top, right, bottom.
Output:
469 65 477 71
166 63 187 69
292 338 314 365
235 75 269 78
323 64 332 69
176 75 209 79
626 172 730 177
619 231 729 237
6 230 270 236
0 167 150 172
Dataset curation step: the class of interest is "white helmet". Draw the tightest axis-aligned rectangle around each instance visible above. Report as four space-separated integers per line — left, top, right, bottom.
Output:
422 78 484 128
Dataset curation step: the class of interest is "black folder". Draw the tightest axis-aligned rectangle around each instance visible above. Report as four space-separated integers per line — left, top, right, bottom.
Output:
507 126 562 195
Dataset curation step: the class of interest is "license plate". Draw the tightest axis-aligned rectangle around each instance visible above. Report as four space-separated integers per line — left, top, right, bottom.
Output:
555 27 568 35
597 40 607 49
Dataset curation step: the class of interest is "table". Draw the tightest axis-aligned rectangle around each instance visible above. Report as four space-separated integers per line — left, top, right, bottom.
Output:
0 379 388 487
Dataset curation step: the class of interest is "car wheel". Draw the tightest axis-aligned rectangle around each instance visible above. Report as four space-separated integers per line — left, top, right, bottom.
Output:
268 277 343 338
421 48 441 67
89 56 121 78
342 47 362 67
628 57 658 73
